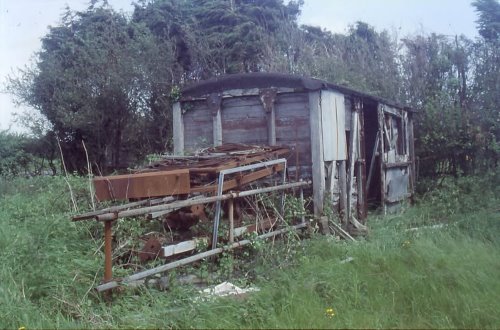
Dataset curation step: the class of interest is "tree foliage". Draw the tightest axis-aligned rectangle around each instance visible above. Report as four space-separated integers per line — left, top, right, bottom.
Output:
9 3 175 173
6 0 500 177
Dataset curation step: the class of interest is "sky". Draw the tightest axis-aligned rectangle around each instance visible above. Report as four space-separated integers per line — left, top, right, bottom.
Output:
0 0 480 132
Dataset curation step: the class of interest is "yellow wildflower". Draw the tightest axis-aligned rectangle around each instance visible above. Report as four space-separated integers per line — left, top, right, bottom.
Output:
325 307 336 318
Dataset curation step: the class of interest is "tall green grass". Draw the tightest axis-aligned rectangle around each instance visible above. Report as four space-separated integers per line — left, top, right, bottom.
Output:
0 171 499 328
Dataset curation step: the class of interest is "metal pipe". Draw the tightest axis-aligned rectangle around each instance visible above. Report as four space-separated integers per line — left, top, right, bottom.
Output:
95 181 310 221
228 198 234 243
96 223 307 292
104 220 114 282
211 158 287 249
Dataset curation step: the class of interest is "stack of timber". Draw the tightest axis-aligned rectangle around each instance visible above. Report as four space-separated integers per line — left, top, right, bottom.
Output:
93 143 290 201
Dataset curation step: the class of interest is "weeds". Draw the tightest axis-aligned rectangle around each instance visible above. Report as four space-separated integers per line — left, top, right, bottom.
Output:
0 171 499 328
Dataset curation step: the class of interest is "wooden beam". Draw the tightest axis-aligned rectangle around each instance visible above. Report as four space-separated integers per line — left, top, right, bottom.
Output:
73 196 174 221
366 132 379 192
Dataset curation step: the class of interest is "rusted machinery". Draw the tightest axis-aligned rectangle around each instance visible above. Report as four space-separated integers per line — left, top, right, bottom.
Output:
72 144 310 292
93 143 289 201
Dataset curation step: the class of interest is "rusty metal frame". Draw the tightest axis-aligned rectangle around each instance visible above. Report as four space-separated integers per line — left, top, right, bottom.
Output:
211 158 287 249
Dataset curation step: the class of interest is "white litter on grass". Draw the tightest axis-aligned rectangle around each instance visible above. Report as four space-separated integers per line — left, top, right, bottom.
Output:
195 282 260 301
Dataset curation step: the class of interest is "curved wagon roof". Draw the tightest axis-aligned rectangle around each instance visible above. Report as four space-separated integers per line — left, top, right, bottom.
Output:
181 72 415 112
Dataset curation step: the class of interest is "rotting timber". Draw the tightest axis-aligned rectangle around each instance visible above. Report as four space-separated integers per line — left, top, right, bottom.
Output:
72 143 311 292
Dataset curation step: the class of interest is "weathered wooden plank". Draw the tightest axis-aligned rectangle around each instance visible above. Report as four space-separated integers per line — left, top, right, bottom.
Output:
93 170 191 201
222 96 262 108
222 129 268 145
383 161 412 169
163 238 208 257
309 91 325 217
173 102 184 155
381 104 403 118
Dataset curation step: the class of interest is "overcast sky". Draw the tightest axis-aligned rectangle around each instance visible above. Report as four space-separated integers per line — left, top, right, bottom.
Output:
0 0 479 132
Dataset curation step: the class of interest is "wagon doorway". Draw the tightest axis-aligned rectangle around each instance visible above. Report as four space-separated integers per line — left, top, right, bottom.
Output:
362 103 382 208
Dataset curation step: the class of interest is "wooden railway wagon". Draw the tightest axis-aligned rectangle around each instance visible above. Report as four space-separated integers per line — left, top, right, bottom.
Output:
173 73 416 221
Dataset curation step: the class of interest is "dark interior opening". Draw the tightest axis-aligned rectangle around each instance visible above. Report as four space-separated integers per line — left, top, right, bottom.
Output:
362 102 381 208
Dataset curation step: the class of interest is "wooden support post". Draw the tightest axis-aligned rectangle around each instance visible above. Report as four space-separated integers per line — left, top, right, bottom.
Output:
207 93 223 147
309 91 325 217
338 160 347 225
267 108 276 146
172 102 184 155
228 198 234 243
347 110 358 222
300 187 305 224
259 88 277 146
356 101 367 222
213 109 223 147
408 113 416 195
378 104 387 214
366 132 379 192
104 220 114 283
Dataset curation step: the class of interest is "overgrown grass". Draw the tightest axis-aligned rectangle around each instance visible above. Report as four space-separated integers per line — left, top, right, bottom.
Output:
0 170 499 328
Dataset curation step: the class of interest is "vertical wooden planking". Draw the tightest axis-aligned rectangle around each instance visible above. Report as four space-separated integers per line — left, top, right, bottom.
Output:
173 102 184 155
309 91 325 217
321 91 347 161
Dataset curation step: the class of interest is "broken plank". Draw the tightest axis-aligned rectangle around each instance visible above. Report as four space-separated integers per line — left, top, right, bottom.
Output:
163 238 208 257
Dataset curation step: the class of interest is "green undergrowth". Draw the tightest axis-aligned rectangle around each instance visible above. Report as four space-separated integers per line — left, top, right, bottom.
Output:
0 170 499 329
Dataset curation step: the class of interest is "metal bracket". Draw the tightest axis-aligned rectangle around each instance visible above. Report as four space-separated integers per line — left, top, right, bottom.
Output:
211 158 287 249
259 88 278 113
207 93 222 116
